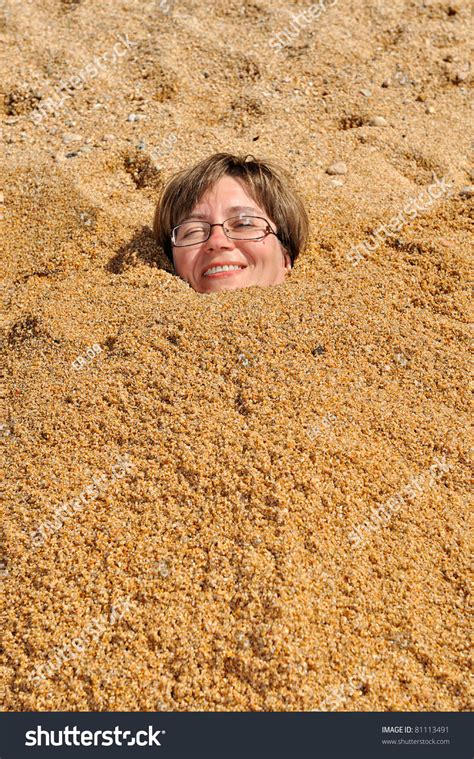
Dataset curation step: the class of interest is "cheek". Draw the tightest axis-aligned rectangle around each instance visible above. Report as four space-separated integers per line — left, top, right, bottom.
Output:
241 239 273 259
172 251 192 277
249 239 284 266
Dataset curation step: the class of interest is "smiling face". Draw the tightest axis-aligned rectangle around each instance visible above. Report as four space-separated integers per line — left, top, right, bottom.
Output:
171 176 292 293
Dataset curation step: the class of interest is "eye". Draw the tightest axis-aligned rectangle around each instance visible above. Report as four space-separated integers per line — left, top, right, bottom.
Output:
180 224 206 238
231 217 259 228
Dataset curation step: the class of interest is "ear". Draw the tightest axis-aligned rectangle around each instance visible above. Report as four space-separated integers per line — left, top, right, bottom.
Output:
283 250 292 269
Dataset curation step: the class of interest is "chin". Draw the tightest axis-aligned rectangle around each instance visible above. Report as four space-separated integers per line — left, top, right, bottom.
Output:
198 279 249 293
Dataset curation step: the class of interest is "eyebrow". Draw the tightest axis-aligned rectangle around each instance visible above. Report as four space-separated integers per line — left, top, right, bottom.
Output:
181 205 261 222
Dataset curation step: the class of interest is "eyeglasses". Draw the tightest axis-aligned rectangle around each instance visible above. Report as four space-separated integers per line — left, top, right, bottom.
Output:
171 215 278 247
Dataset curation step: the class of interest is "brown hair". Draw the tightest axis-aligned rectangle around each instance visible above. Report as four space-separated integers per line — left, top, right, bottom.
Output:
153 152 309 265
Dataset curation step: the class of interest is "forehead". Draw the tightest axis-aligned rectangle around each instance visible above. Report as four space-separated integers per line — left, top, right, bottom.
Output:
184 176 265 220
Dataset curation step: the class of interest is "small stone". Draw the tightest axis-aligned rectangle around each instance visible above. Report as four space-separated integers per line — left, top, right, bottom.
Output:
312 345 326 356
368 116 388 127
459 185 474 198
443 53 454 62
395 353 408 367
79 212 91 224
65 151 79 158
62 133 82 144
425 105 435 114
156 560 170 578
127 113 139 122
452 70 468 83
326 161 347 175
360 88 372 97
381 79 390 88
394 71 410 85
331 179 344 187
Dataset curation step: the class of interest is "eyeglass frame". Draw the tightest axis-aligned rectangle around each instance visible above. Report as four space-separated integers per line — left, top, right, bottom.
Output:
171 215 279 248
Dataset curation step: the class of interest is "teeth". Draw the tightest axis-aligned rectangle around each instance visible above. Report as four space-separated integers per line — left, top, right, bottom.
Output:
204 265 243 276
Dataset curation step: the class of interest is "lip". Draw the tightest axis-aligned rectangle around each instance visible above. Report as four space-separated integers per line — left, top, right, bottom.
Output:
201 262 247 278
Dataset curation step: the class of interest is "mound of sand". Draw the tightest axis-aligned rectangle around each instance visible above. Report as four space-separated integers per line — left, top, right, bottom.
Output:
1 0 472 711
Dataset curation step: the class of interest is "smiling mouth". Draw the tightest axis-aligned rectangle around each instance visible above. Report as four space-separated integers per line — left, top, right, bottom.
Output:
202 264 247 278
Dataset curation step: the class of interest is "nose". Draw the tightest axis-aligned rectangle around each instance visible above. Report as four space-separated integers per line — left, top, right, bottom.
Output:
203 223 234 252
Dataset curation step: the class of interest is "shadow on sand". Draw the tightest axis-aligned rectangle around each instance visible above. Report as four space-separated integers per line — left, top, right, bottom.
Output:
106 226 174 275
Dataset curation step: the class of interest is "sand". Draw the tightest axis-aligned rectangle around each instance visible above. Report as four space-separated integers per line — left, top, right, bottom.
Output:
1 0 472 711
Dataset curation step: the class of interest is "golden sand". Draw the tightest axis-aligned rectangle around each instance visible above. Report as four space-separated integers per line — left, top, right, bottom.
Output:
1 0 472 711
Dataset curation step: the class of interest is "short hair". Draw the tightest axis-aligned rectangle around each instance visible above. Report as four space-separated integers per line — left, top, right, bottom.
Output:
153 152 309 265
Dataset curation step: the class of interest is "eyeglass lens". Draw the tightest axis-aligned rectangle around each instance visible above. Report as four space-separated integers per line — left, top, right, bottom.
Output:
173 216 270 246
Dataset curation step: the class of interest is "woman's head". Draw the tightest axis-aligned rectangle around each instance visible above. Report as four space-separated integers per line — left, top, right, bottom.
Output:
153 153 309 293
